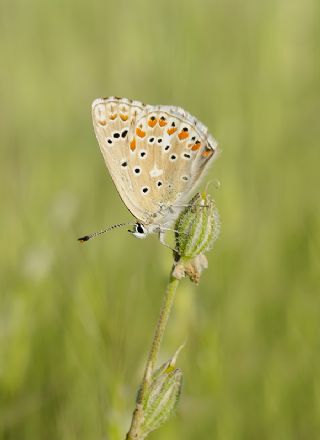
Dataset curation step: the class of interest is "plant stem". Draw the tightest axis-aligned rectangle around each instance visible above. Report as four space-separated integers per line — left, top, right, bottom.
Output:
140 274 179 400
126 270 180 439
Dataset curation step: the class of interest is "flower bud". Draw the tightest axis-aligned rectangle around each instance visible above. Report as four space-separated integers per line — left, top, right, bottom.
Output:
138 348 184 438
173 192 220 283
175 192 220 258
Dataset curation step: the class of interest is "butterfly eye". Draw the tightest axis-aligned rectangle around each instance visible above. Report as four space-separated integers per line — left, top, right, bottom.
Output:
131 222 148 238
137 223 145 234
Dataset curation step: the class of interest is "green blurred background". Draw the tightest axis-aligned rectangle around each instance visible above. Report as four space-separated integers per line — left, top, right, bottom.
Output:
1 0 319 438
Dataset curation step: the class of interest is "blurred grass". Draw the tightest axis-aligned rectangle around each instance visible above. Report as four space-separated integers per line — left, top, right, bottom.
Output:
0 0 319 439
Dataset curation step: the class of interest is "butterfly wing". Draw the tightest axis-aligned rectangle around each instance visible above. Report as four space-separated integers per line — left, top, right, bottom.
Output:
126 105 218 225
92 97 150 221
92 98 218 226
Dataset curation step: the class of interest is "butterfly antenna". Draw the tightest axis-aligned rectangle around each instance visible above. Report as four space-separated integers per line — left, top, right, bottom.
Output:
78 222 135 243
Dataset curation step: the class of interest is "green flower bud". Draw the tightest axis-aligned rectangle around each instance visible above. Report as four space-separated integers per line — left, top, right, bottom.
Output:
173 192 220 283
138 348 184 439
175 192 220 258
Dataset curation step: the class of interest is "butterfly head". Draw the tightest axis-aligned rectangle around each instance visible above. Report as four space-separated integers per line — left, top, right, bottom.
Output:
129 222 149 239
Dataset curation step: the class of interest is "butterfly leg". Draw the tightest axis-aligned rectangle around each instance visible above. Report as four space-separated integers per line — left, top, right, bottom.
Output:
159 226 188 236
159 229 177 251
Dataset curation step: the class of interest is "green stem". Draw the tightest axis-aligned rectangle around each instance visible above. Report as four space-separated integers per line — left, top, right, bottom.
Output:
139 274 179 400
126 270 179 439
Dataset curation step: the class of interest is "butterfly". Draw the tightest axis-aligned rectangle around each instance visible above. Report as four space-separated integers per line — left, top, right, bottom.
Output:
78 97 218 247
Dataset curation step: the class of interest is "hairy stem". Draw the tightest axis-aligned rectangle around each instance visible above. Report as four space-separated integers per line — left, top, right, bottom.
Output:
126 270 179 439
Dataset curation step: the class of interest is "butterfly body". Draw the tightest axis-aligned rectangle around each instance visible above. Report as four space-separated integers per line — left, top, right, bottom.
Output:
92 97 218 240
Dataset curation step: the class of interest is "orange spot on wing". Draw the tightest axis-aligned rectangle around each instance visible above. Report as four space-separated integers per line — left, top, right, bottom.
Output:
191 142 201 151
159 119 167 127
130 138 136 151
98 119 107 126
202 149 213 157
167 127 177 135
120 114 128 121
148 119 157 127
178 131 189 140
109 114 117 120
136 127 146 138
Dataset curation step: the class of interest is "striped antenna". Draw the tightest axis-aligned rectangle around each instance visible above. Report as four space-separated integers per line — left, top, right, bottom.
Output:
78 222 135 243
